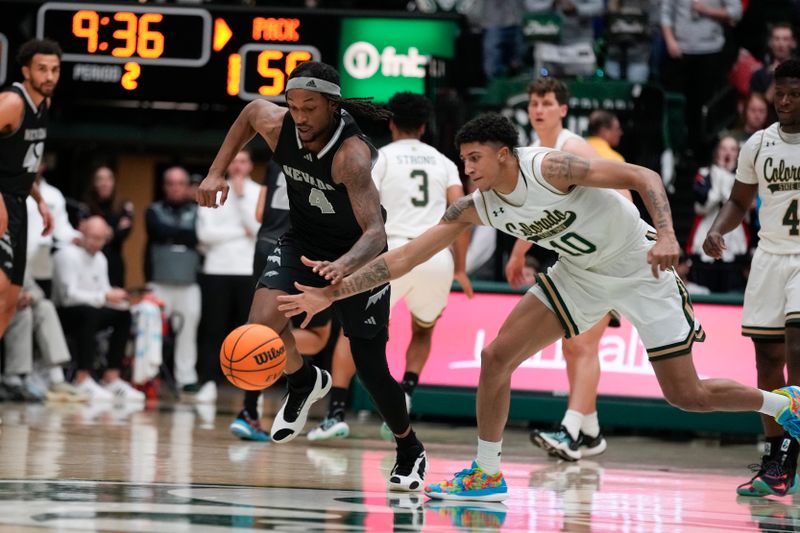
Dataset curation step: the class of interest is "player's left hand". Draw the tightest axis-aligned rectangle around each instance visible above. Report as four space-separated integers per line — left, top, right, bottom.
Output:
277 282 333 329
38 200 54 237
301 255 346 284
647 234 680 278
454 270 474 299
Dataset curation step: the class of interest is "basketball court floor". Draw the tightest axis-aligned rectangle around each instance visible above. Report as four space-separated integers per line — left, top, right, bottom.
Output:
0 389 797 532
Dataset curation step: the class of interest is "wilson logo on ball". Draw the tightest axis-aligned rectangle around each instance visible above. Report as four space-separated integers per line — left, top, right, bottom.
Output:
254 346 285 365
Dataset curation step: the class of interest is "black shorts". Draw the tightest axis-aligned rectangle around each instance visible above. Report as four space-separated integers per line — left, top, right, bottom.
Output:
258 237 390 340
0 193 27 286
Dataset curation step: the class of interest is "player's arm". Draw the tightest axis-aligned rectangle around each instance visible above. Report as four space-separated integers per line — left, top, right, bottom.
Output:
255 185 267 223
540 152 679 277
0 92 23 134
198 100 286 208
702 181 758 259
29 182 53 237
278 196 480 327
447 185 474 298
314 137 387 284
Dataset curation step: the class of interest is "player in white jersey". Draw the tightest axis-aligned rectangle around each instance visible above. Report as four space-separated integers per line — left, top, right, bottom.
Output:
507 77 632 460
703 59 800 497
306 93 471 441
278 113 800 502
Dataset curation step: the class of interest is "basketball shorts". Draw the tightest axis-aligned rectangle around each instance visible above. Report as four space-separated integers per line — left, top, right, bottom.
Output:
387 236 454 327
257 236 390 340
529 235 705 361
742 248 800 341
0 193 27 286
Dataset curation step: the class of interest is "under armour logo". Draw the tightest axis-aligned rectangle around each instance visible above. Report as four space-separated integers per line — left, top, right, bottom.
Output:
493 207 505 216
304 153 313 162
306 80 317 87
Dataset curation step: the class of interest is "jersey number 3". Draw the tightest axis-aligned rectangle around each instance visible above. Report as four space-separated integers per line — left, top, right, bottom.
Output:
309 187 335 214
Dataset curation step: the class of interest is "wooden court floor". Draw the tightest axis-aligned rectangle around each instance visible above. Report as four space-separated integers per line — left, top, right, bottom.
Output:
0 392 797 532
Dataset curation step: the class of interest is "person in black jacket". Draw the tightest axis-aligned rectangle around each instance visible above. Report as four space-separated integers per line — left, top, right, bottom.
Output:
145 166 201 394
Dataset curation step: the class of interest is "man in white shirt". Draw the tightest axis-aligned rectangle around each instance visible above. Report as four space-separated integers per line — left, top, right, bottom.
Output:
307 92 472 441
52 216 142 402
195 149 260 399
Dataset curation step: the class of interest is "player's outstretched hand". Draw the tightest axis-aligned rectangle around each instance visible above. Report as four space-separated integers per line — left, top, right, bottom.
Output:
197 175 229 208
702 231 726 260
276 282 333 329
454 270 474 299
504 253 526 289
300 255 345 284
646 235 680 278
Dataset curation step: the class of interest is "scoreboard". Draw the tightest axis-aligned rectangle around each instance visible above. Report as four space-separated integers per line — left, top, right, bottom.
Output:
1 1 459 107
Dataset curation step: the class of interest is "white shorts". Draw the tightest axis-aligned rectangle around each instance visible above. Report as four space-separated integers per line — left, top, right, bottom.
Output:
742 248 800 341
388 236 454 327
529 235 705 361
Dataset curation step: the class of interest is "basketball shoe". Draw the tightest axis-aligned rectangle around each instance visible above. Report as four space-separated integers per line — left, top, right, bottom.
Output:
738 436 799 497
271 366 331 443
388 443 426 492
425 461 508 502
387 493 425 532
307 416 350 441
425 500 508 531
229 410 270 442
530 426 582 461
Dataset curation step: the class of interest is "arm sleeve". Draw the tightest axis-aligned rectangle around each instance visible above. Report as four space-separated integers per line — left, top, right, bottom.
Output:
736 132 761 185
196 208 246 245
52 249 106 307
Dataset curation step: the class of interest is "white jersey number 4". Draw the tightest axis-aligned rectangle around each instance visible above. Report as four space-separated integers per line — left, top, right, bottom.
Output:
309 187 335 214
23 142 44 173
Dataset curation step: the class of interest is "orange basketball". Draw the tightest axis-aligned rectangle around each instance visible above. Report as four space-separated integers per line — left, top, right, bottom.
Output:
220 324 286 391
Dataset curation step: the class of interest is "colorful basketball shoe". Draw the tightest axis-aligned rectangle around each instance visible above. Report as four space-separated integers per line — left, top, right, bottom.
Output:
738 437 799 497
229 410 270 442
307 416 350 441
774 386 800 438
425 500 507 531
425 461 508 502
530 426 582 461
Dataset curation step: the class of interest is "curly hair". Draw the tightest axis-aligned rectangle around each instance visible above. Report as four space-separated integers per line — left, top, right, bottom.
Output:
16 38 61 67
288 61 391 122
387 92 432 132
775 58 800 82
527 77 570 106
455 113 519 149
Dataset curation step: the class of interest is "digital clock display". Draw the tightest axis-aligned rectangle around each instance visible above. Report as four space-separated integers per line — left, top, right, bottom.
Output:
37 3 211 67
237 44 321 101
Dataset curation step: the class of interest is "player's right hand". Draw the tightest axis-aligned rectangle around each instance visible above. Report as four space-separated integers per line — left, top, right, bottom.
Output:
504 253 526 289
197 175 229 207
702 231 726 260
276 282 333 329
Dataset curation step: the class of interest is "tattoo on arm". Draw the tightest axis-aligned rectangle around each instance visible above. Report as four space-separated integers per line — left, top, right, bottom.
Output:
541 153 590 183
441 196 475 223
331 258 390 299
645 187 674 233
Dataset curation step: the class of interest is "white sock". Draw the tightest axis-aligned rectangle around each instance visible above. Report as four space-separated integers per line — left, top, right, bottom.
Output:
561 409 583 440
49 367 65 385
476 438 502 475
581 411 600 438
759 390 791 417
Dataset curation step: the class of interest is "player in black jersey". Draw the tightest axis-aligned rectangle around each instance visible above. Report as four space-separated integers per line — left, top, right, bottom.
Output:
0 39 57 339
198 62 425 490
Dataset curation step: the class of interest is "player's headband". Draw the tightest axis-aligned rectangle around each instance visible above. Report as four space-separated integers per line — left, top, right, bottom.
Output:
285 77 341 97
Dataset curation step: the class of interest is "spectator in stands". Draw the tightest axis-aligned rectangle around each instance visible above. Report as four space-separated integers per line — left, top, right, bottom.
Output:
661 0 742 153
481 0 524 81
729 92 770 145
689 135 747 292
3 272 87 402
750 23 797 103
52 216 141 402
84 165 133 287
145 166 201 397
526 0 603 44
27 160 81 297
195 149 260 402
586 110 625 161
603 0 657 82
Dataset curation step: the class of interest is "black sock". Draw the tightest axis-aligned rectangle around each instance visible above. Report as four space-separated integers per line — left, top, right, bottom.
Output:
328 386 348 421
400 372 419 396
395 429 422 452
286 359 316 391
765 435 786 459
243 390 261 419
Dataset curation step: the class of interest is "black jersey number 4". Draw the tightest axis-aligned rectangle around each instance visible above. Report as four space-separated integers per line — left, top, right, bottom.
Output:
309 188 335 214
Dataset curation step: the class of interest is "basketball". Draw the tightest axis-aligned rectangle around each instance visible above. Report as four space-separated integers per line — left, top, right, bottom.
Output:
220 324 286 391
